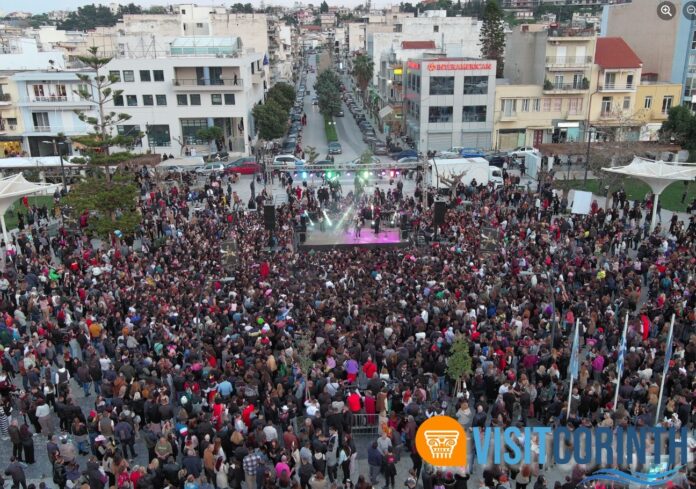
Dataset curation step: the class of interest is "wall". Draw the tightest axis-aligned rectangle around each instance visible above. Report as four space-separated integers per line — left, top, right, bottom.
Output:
504 28 548 85
636 82 682 122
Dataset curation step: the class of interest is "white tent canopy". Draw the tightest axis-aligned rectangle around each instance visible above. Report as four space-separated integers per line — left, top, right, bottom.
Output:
0 173 59 249
603 156 696 230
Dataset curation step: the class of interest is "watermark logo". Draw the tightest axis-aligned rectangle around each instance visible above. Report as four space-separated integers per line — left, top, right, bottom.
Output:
415 416 467 466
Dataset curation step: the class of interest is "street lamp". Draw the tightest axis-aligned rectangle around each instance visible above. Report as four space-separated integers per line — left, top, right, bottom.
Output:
42 137 70 192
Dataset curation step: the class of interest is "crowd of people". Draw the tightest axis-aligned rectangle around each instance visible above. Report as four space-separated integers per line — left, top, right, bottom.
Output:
0 164 693 489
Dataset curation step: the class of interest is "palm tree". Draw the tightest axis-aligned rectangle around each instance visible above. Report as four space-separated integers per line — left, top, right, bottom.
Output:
353 54 374 105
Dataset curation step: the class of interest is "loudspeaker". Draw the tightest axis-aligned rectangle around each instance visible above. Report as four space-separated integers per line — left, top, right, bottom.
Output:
263 203 276 230
433 199 447 225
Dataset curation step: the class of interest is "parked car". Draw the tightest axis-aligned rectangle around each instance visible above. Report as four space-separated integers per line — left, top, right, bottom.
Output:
281 140 296 154
226 158 260 175
485 153 508 167
393 149 418 160
508 146 539 158
363 134 378 145
196 163 225 174
397 156 419 164
272 154 305 168
328 141 343 155
312 97 319 105
335 109 344 117
371 141 389 155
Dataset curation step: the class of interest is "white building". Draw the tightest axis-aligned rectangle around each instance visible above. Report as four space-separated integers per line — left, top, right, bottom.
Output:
104 37 266 157
404 57 497 151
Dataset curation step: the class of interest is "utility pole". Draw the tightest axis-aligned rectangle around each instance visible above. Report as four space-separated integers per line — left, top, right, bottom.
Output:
51 138 68 192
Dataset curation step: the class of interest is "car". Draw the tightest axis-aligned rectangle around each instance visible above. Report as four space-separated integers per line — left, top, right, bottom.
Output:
196 163 225 174
393 149 418 160
508 146 539 158
363 134 378 145
272 154 305 168
335 109 344 117
397 156 419 164
328 142 343 155
291 113 302 123
312 97 319 106
226 158 260 175
281 140 297 154
371 141 389 155
485 153 508 167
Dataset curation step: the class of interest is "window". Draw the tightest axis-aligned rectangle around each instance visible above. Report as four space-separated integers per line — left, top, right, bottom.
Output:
196 22 204 28
251 62 255 74
644 96 653 109
692 31 696 50
569 98 583 114
77 83 90 98
429 76 454 95
114 95 124 106
433 25 439 32
139 70 151 82
126 95 137 106
55 84 67 97
428 106 453 123
501 99 516 116
143 95 154 106
32 112 49 130
626 74 634 88
177 94 188 106
153 70 164 82
533 98 541 112
601 96 613 114
117 124 142 146
211 94 222 105
224 94 235 105
123 70 135 82
109 70 121 81
147 124 171 146
181 118 208 144
552 98 562 111
623 96 631 110
542 99 551 112
156 95 167 106
662 95 674 114
33 85 45 97
189 94 201 105
521 99 530 112
463 76 488 95
462 105 487 122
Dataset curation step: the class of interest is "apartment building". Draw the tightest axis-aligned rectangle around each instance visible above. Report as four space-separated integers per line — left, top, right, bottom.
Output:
601 0 696 110
404 57 496 151
103 38 265 157
11 71 95 156
0 74 23 157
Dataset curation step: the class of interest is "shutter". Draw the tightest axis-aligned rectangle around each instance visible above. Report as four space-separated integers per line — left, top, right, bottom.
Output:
460 132 492 149
498 132 520 151
427 132 452 151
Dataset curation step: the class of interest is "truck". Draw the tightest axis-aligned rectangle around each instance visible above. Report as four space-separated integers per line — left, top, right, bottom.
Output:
427 157 504 189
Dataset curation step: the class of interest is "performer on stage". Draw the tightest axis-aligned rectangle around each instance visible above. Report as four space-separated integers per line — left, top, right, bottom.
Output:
374 206 381 235
354 212 362 238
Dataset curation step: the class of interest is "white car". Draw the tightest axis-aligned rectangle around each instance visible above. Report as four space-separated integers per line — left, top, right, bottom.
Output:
272 154 305 169
195 163 225 174
508 146 539 158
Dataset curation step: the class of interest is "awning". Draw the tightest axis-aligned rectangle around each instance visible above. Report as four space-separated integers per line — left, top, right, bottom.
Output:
378 106 394 119
0 136 23 142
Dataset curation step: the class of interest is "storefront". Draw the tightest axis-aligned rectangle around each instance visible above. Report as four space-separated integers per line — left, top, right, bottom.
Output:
0 137 24 157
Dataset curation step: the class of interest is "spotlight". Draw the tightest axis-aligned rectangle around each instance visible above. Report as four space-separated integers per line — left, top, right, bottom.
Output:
389 170 395 178
302 172 308 179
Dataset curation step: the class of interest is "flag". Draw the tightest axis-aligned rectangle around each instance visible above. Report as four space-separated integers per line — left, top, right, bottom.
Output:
569 322 580 380
263 54 269 66
663 325 674 380
616 328 626 376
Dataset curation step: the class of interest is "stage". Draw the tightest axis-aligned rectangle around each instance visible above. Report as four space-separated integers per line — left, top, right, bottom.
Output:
299 227 409 250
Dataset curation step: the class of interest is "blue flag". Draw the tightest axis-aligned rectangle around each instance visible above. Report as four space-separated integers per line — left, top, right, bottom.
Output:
569 322 580 380
263 54 269 66
617 329 626 375
663 327 674 379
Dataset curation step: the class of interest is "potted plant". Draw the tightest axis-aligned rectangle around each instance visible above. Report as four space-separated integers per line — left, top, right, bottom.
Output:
543 79 554 90
582 77 590 90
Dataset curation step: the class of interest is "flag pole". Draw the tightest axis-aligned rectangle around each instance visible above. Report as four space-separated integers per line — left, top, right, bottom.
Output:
566 318 579 420
656 314 676 426
613 313 629 410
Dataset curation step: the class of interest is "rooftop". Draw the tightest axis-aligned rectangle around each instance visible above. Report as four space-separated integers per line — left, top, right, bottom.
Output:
169 37 241 56
595 37 642 69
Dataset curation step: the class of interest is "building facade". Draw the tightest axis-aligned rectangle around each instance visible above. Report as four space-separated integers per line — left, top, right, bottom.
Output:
404 58 496 151
103 43 265 157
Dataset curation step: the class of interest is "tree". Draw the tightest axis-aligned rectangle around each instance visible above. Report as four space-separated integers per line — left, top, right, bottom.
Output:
320 0 329 12
65 46 141 239
117 3 143 15
661 105 696 148
352 54 374 103
146 6 169 14
196 126 224 154
446 335 473 397
252 100 288 140
58 4 119 30
267 83 296 113
479 0 506 78
314 70 342 117
305 146 320 165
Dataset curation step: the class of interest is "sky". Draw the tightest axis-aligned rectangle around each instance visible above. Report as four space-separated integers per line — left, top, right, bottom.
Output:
3 0 373 14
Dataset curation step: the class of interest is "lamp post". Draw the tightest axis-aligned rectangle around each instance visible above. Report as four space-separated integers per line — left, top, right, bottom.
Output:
44 138 70 192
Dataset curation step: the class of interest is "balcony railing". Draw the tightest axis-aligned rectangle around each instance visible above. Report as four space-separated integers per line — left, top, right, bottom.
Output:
599 83 635 91
545 56 593 66
172 78 243 87
32 96 68 102
33 125 51 132
544 83 588 92
0 93 10 101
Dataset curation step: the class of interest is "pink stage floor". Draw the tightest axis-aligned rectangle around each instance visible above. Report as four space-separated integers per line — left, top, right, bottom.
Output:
300 227 407 249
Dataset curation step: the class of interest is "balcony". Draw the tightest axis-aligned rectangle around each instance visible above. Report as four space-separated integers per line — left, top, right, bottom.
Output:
172 78 244 90
18 96 92 108
599 83 635 92
500 111 518 121
33 125 52 132
545 56 593 68
543 83 588 94
0 93 10 104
